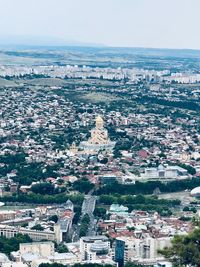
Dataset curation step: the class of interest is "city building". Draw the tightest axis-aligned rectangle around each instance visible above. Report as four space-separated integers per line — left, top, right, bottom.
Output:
0 210 16 222
80 235 111 261
80 116 115 154
59 200 74 241
141 165 188 180
0 224 62 243
115 236 171 266
19 242 54 258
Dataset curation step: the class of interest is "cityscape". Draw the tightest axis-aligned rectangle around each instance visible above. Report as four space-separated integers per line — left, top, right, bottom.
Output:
0 1 200 267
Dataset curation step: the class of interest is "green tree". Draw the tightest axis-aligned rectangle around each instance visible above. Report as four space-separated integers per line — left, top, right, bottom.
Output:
0 234 32 255
31 224 44 231
81 214 90 224
56 243 68 253
159 227 200 267
94 207 107 218
178 163 196 175
73 178 94 194
31 183 55 195
49 215 58 223
79 214 90 237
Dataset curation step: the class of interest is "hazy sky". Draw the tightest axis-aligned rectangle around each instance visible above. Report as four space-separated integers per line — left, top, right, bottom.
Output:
1 0 200 49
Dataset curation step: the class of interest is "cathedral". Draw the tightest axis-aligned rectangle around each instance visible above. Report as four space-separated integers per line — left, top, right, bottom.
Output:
79 115 115 154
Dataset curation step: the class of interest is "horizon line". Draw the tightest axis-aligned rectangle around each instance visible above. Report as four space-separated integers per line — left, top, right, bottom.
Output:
0 43 200 52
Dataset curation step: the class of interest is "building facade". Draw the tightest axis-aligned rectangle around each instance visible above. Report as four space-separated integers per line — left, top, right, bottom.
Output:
0 224 62 244
80 116 115 154
20 242 54 258
114 236 171 266
80 235 111 261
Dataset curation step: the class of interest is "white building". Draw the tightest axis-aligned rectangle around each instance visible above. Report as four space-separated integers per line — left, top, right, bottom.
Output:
142 165 188 180
0 253 9 265
20 242 54 258
115 235 171 266
0 224 62 243
48 252 79 265
80 236 111 261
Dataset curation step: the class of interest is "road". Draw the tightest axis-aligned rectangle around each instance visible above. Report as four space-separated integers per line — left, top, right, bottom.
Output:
81 195 96 215
72 194 97 241
82 195 97 236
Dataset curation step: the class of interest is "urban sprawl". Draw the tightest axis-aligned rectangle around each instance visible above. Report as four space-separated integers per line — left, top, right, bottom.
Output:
0 51 200 267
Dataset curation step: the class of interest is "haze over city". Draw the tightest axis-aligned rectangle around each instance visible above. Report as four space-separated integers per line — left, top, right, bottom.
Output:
0 1 200 267
1 0 200 49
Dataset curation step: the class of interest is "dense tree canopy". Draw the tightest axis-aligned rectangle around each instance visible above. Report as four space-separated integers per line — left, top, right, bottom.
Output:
96 178 200 195
72 178 94 194
49 215 59 223
0 192 84 205
31 183 66 195
159 227 200 267
97 194 179 215
31 224 44 231
79 214 90 237
0 234 32 255
31 183 55 195
56 243 69 253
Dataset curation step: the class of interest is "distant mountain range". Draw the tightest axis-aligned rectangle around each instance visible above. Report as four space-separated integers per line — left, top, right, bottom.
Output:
0 35 105 48
0 35 200 59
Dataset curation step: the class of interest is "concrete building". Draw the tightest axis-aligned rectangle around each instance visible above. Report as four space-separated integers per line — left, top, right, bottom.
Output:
59 200 74 241
142 165 188 180
80 236 111 261
48 252 79 265
115 236 171 267
0 253 9 266
0 210 16 222
0 224 62 243
20 242 54 258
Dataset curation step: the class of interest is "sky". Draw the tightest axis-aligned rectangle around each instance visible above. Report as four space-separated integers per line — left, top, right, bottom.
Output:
0 0 200 49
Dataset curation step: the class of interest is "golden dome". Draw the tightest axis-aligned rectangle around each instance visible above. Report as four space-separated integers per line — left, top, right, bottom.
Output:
96 115 103 123
96 115 104 128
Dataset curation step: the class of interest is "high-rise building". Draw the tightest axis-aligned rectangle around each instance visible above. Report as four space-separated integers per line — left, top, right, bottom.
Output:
115 239 125 267
114 236 171 266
